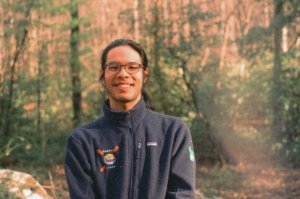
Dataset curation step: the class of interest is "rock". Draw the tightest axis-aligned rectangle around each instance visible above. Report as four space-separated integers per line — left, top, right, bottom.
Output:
0 169 53 199
195 189 207 199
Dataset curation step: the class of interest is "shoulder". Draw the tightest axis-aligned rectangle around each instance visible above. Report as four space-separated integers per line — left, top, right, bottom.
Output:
67 116 106 141
145 109 189 130
80 116 107 129
146 109 184 121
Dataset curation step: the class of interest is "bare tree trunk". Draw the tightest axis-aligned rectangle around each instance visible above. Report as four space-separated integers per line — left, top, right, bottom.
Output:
270 1 300 141
170 1 179 44
4 29 28 137
3 0 33 137
70 0 82 127
152 0 168 111
37 51 43 157
0 2 5 133
182 0 190 42
216 22 229 89
272 0 284 140
169 50 227 166
0 3 4 77
263 1 270 27
36 8 45 158
133 0 139 41
153 0 162 64
282 26 288 53
145 0 154 48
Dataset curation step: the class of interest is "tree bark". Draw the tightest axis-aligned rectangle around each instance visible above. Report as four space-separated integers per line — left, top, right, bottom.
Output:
4 29 28 137
151 0 169 112
133 0 139 41
70 0 82 127
272 0 284 140
3 0 34 137
37 10 45 158
0 2 4 76
0 2 5 133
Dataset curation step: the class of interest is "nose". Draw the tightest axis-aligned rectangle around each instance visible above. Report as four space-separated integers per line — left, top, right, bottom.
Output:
117 65 129 77
119 65 127 71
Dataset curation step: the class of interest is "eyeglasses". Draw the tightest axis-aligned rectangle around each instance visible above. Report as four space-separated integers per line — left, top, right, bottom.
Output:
104 62 145 74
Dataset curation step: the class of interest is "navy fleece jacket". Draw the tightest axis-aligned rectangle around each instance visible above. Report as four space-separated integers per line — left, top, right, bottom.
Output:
64 99 196 199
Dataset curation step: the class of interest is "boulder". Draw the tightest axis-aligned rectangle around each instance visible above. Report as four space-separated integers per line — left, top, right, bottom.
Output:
0 169 53 199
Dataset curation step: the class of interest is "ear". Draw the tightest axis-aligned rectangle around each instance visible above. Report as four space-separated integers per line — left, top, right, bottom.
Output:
100 68 105 84
143 68 149 83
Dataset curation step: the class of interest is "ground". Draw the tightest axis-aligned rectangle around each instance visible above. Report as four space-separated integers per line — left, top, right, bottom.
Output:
34 163 300 199
196 163 300 199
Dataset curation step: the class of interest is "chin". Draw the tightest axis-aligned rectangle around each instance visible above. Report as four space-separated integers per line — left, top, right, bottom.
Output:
112 94 140 103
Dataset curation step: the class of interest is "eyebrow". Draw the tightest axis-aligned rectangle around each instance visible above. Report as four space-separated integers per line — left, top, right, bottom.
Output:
106 61 141 64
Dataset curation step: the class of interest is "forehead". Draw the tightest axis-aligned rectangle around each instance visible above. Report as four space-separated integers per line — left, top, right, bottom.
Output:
106 46 142 63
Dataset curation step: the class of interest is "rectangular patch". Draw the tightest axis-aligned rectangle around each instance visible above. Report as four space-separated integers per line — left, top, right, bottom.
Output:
146 142 157 146
189 146 195 162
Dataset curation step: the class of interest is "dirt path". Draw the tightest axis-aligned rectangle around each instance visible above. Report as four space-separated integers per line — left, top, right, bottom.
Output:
196 163 300 199
40 164 300 199
240 165 300 199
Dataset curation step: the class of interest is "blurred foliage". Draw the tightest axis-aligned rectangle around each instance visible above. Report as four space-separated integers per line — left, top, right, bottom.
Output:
271 48 300 167
0 137 27 158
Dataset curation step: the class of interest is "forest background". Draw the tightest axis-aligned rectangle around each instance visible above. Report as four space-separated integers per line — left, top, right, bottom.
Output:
0 0 300 198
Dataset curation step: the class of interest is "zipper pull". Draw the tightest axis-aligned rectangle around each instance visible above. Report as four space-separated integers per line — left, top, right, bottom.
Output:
136 143 141 159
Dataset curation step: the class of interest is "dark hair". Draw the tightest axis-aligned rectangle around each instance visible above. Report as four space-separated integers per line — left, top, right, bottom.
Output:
142 89 154 111
100 39 148 73
100 39 154 110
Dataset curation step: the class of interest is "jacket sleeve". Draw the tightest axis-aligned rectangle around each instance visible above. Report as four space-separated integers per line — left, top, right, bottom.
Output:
64 133 96 199
166 121 196 199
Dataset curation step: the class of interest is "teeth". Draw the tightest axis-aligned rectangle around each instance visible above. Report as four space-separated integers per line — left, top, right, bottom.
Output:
118 84 130 87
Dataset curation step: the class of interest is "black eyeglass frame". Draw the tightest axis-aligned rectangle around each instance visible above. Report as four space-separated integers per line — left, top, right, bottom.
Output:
104 62 145 74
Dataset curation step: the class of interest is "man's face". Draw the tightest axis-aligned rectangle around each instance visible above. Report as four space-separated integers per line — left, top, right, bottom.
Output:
100 46 149 111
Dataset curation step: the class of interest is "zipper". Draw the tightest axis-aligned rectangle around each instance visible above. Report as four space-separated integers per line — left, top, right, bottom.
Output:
127 112 141 199
136 142 141 159
127 111 134 199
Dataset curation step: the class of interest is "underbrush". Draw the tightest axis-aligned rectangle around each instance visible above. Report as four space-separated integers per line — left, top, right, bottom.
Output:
197 165 244 198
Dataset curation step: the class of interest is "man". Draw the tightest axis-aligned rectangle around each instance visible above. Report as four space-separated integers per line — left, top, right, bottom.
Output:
64 39 196 198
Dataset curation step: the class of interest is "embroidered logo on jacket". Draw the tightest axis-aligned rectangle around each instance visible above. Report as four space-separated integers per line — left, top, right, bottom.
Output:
97 145 119 172
104 153 115 165
146 142 157 146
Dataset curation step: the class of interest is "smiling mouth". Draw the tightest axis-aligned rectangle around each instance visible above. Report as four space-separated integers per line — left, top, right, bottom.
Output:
118 84 131 87
113 83 133 88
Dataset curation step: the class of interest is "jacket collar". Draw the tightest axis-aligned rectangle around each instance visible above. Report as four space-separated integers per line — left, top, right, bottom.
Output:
103 98 146 126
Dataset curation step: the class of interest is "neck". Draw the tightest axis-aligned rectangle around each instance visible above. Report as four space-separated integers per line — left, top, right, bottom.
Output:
109 94 142 111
